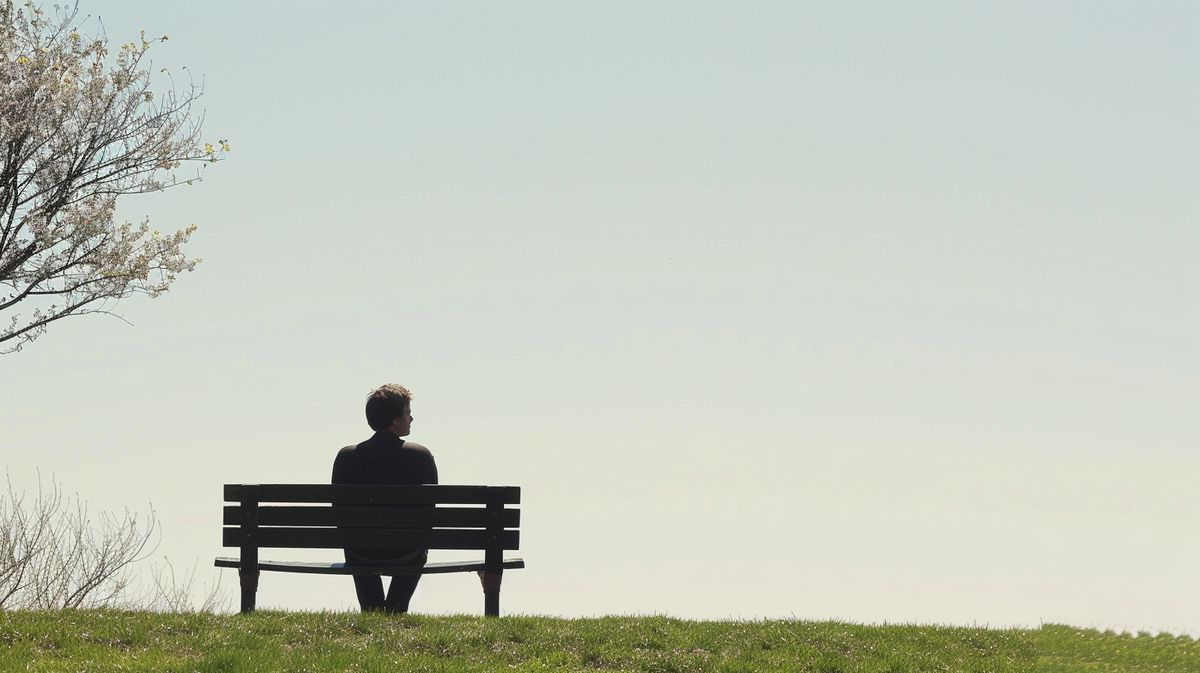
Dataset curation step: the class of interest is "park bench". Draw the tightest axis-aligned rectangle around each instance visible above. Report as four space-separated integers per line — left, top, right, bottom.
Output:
214 484 523 616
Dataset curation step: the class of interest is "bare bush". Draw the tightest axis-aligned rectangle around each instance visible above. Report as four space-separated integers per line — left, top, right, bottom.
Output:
0 472 156 609
0 472 230 612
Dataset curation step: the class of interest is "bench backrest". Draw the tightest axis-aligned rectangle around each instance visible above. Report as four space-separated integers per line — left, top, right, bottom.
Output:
222 484 520 559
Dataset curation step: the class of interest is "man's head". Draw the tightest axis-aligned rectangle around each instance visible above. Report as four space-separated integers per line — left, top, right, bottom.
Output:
365 383 413 436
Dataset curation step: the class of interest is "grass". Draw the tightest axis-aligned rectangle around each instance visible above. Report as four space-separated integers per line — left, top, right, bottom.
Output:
0 610 1195 672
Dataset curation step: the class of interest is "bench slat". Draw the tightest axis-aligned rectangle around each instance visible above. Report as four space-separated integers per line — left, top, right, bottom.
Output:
224 484 520 505
222 526 519 550
214 557 525 576
223 505 520 529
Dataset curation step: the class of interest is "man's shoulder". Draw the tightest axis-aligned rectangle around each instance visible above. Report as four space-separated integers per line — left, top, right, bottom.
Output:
332 444 359 475
401 440 433 456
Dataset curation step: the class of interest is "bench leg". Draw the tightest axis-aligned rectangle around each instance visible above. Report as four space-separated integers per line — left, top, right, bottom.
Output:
239 568 260 613
482 570 503 617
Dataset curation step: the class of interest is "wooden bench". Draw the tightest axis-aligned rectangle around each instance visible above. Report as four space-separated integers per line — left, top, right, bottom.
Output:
214 484 523 616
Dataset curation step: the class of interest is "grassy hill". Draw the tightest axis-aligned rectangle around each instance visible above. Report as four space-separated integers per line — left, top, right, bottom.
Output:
1 610 1195 672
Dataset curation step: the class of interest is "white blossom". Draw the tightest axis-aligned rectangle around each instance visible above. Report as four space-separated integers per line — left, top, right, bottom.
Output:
0 1 225 353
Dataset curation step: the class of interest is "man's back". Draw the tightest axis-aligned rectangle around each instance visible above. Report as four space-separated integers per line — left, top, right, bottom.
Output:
332 431 438 487
332 430 438 561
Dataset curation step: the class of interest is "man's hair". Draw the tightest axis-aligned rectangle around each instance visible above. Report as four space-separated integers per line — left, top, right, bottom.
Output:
365 383 413 431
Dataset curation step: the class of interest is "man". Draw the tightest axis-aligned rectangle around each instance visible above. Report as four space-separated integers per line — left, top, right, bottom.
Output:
332 383 437 613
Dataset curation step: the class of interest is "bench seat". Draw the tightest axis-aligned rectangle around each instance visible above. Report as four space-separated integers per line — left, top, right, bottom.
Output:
215 557 525 576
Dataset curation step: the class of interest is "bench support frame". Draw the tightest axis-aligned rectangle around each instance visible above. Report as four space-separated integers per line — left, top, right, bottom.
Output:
239 486 260 614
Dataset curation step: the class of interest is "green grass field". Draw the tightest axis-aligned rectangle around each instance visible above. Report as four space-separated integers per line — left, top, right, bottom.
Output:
0 610 1195 672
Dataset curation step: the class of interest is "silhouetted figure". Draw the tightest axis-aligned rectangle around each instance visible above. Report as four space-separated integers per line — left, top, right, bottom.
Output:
332 383 438 613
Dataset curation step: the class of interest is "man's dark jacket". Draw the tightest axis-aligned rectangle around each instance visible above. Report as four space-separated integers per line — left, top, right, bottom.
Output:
331 431 438 561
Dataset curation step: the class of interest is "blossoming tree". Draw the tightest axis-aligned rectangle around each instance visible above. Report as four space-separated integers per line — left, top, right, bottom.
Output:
0 1 226 353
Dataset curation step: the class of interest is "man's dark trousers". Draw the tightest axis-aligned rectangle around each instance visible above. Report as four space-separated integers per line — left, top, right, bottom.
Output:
345 550 427 613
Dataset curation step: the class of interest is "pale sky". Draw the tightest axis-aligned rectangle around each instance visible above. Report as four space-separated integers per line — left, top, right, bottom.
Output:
2 1 1197 635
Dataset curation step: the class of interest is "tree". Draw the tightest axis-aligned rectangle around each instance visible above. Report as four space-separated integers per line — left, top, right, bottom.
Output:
0 1 226 354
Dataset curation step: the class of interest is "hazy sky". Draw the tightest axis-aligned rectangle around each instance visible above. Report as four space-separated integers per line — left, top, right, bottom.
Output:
2 1 1196 635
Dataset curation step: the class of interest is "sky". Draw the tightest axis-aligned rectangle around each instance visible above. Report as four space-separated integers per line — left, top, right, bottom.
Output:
1 0 1197 635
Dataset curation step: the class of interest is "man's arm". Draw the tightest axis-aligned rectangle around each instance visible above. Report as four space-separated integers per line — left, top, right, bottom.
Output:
331 447 351 484
404 441 437 485
426 453 438 485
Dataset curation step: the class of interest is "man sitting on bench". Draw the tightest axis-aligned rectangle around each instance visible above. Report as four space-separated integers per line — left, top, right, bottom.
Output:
332 383 438 613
